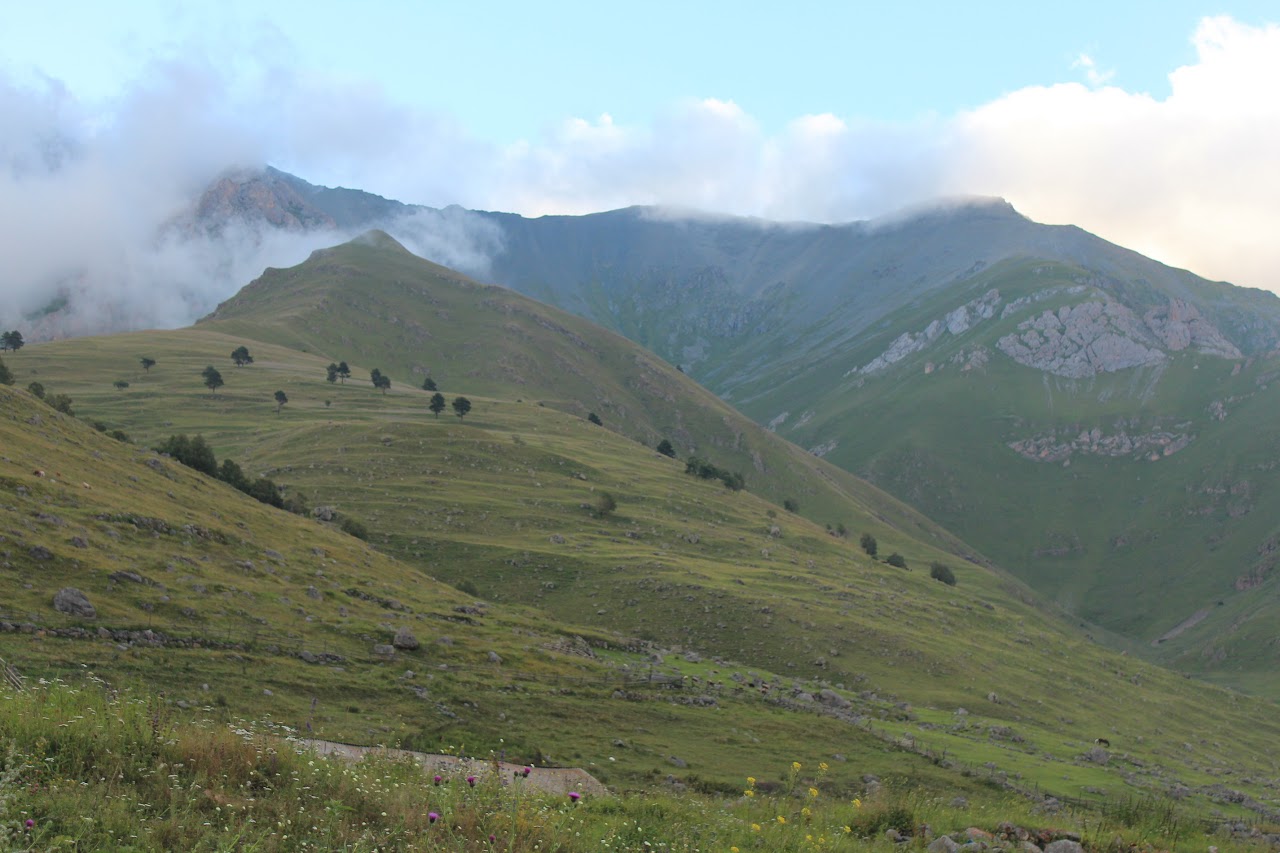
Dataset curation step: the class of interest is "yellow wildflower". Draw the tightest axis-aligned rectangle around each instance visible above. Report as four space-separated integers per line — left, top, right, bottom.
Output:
809 787 819 798
744 789 755 797
777 816 787 824
852 797 862 808
843 825 852 834
801 807 812 817
819 762 829 772
751 823 762 832
731 848 740 853
746 776 756 785
791 761 802 771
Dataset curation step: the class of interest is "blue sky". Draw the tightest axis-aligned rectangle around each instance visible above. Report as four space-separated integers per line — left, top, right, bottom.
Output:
2 0 1280 327
2 1 1263 138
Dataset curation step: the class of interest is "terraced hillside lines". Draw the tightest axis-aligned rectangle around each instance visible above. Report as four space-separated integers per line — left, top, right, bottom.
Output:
193 231 976 550
0 385 1009 795
14 329 1280 818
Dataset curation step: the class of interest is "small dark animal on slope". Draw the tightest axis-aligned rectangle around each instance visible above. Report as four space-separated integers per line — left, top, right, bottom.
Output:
1094 737 1111 748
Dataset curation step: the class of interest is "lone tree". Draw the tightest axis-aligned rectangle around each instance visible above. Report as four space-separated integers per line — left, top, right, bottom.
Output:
429 392 446 418
1 331 24 352
371 369 391 394
337 361 351 384
452 396 472 419
113 380 130 391
859 533 878 557
202 365 224 397
230 345 254 367
274 390 288 414
783 498 799 513
886 553 908 569
587 412 602 426
656 438 676 458
422 376 438 392
27 381 45 399
140 357 156 373
326 363 339 383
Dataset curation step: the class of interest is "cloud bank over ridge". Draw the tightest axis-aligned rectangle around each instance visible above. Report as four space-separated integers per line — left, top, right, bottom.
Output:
1 15 1277 337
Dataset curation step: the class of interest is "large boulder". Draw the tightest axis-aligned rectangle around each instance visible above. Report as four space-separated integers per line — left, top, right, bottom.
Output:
53 587 95 618
392 627 420 650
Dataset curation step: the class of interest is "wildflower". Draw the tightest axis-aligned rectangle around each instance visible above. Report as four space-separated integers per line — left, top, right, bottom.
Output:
568 791 581 802
791 761 801 771
25 820 34 829
801 807 812 818
522 765 532 777
809 787 819 798
852 798 862 808
744 789 755 797
751 824 762 832
746 776 756 785
731 848 740 853
819 762 829 772
428 812 439 824
843 825 852 834
489 834 496 843
433 775 443 785
777 816 787 824
467 775 477 787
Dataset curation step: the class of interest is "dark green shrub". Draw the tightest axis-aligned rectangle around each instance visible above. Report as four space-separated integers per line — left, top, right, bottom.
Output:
860 533 878 556
886 553 907 569
340 518 370 540
930 562 957 585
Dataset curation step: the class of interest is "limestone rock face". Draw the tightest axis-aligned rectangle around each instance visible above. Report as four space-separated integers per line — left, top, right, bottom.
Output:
1143 299 1242 358
997 300 1165 377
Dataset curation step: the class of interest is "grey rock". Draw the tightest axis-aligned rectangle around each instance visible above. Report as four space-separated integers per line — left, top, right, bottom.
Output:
549 534 566 544
298 650 319 663
70 536 88 548
29 545 53 561
109 571 146 584
928 836 960 853
306 585 322 600
373 643 395 656
667 755 687 768
487 651 502 664
1043 842 1083 853
393 627 420 650
53 587 95 618
818 688 851 709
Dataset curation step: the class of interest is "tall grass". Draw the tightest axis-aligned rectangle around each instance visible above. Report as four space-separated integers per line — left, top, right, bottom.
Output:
1 681 1263 852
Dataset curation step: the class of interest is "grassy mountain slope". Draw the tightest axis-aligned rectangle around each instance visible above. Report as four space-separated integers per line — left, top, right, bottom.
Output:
9 265 1280 818
194 231 971 552
724 258 1280 695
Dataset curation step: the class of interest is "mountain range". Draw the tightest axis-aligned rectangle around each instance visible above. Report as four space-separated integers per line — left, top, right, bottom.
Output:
176 167 1280 694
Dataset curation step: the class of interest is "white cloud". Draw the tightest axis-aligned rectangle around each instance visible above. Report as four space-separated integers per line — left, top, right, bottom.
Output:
2 13 1279 340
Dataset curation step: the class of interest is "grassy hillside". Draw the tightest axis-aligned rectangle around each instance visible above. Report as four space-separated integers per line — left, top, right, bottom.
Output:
8 318 1280 822
194 231 975 551
727 258 1280 695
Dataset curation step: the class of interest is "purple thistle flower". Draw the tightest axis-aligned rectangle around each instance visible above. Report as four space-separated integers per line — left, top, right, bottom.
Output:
522 765 532 777
428 811 439 824
489 834 496 843
568 791 581 802
24 819 34 829
466 775 477 787
433 774 443 785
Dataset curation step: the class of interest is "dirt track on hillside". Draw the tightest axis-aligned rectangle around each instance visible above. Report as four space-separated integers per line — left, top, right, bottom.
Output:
296 738 609 797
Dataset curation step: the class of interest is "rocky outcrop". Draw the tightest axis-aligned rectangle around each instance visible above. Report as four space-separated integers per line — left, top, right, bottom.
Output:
856 289 1001 374
1009 424 1193 463
997 300 1166 378
1144 299 1242 358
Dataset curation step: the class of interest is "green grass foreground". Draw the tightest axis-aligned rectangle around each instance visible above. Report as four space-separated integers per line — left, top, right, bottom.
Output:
2 681 1274 852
